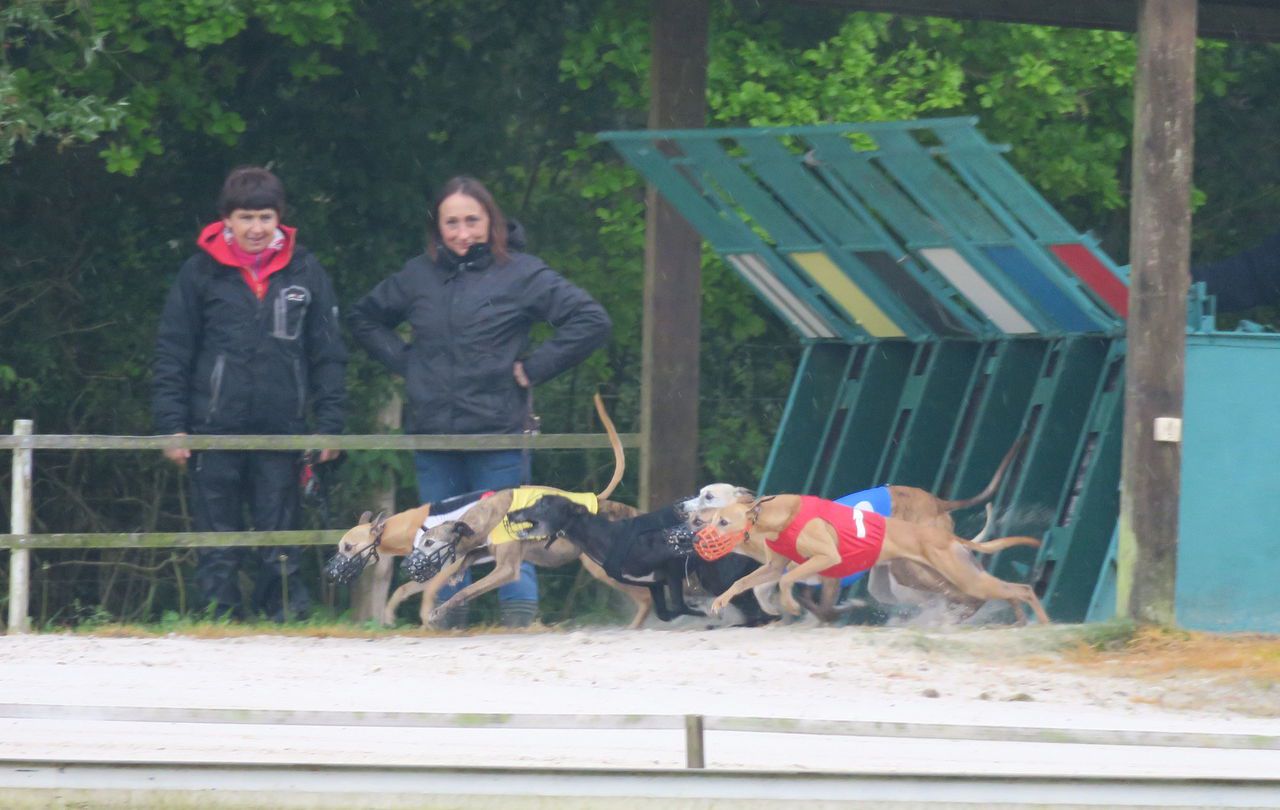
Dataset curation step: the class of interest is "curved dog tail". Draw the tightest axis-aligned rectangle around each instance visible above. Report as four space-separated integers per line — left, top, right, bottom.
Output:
593 392 625 501
936 432 1028 513
968 503 995 543
960 534 1040 554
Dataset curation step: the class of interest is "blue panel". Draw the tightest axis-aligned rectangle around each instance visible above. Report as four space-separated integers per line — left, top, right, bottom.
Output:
1177 335 1280 632
1085 529 1118 623
983 246 1102 333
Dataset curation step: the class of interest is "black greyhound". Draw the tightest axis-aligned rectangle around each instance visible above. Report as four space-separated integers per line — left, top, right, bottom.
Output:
508 494 775 626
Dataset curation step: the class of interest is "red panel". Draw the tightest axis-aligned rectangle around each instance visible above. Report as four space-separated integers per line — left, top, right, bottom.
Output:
1050 243 1128 318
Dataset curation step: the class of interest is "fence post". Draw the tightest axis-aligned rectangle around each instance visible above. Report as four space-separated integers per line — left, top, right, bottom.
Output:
8 420 33 633
684 714 705 769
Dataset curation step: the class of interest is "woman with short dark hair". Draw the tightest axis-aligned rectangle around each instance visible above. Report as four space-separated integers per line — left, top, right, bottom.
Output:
153 166 347 621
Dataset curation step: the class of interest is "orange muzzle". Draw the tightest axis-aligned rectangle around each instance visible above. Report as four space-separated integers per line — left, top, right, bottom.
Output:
693 524 750 561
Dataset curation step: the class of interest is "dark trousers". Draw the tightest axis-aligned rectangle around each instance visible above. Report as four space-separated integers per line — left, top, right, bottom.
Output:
190 450 309 621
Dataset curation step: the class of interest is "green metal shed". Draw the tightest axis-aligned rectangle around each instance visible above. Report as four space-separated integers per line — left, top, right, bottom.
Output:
603 118 1277 629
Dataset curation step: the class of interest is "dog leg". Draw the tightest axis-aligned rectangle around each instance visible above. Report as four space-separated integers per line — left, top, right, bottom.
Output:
710 556 789 615
429 544 526 625
887 526 1051 625
415 551 478 627
383 580 427 626
668 569 706 618
579 555 652 629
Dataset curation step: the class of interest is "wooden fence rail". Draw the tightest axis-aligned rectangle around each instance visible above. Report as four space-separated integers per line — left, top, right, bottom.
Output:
4 420 642 632
1 703 1276 774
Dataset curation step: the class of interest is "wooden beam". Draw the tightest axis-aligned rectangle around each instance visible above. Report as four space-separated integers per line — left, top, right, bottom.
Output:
1117 0 1197 626
641 0 709 510
787 0 1280 42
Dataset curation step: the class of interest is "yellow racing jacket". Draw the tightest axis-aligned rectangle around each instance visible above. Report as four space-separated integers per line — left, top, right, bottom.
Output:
491 486 599 545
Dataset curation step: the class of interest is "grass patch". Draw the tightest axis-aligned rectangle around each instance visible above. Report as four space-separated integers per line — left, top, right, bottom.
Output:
1063 624 1280 682
1072 618 1140 651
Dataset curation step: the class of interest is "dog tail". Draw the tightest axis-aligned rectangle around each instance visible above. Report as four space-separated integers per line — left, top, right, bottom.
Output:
967 503 996 543
593 391 625 501
960 534 1040 554
936 433 1028 513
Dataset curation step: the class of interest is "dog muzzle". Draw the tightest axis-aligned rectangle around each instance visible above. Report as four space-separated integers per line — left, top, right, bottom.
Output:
693 524 750 561
403 540 458 583
324 545 379 585
664 524 697 555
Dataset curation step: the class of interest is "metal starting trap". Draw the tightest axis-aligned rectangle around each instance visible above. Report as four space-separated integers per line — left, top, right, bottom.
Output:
602 118 1280 631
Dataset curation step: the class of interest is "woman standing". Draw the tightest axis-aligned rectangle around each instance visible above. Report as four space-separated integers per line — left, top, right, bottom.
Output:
349 176 611 627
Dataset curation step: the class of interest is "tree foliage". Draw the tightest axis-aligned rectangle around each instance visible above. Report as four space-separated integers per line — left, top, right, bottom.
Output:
2 1 1279 624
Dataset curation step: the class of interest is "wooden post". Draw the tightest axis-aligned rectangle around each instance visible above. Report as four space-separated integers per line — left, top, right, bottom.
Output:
8 420 33 632
350 394 399 624
641 0 709 510
1118 0 1197 625
684 713 706 768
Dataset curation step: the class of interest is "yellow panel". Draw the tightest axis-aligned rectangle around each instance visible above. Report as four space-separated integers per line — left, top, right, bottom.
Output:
789 251 906 338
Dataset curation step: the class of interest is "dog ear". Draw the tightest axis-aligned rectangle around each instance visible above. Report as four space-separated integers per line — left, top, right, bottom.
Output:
454 523 474 538
359 510 372 525
734 487 756 503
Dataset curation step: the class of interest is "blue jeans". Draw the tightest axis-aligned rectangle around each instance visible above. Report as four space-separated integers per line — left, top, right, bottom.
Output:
413 449 537 603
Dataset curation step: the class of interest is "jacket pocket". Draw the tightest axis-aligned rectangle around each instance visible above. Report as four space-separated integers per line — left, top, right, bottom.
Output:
272 285 311 340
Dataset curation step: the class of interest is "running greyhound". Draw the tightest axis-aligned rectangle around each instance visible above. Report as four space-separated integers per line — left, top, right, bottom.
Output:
680 435 1025 621
330 393 652 627
699 495 1049 625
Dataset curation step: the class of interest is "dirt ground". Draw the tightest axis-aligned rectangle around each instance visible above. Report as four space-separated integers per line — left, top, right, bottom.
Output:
1 620 1278 777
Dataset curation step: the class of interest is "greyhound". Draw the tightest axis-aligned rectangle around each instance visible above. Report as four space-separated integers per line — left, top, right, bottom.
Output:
330 393 652 627
327 495 650 628
681 435 1025 621
408 487 645 627
699 495 1049 625
507 494 776 627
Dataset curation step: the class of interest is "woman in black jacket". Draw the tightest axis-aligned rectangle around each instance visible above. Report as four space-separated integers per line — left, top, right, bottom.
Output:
153 166 347 622
349 176 611 627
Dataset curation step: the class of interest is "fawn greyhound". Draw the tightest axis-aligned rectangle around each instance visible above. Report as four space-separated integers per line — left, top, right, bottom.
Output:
680 435 1025 621
328 394 652 627
698 494 1049 625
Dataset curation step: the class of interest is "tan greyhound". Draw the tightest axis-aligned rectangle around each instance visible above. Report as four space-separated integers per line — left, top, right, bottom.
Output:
330 393 652 627
701 495 1049 625
682 435 1025 621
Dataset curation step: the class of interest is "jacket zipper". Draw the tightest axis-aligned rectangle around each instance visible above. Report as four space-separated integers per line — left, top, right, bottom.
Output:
209 354 226 419
292 358 305 419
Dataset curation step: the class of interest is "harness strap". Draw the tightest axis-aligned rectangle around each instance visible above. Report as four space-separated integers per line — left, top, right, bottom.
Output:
745 495 775 530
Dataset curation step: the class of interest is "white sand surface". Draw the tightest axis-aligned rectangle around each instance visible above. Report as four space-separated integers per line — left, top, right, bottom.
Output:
0 624 1277 777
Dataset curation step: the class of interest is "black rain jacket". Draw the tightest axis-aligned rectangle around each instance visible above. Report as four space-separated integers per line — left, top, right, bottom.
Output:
152 244 347 436
348 228 610 435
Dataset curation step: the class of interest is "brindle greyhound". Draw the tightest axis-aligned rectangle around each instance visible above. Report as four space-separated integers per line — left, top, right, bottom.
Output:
702 495 1049 625
329 393 652 627
682 435 1025 622
410 488 642 627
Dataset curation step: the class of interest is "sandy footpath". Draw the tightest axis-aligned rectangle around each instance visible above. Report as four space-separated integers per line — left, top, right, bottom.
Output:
0 623 1277 777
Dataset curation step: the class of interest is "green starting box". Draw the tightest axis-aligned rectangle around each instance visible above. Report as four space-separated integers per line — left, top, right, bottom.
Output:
602 118 1280 630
